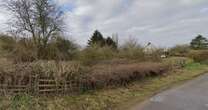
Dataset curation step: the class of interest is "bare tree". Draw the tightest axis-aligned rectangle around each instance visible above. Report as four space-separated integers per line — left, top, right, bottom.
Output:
4 0 64 48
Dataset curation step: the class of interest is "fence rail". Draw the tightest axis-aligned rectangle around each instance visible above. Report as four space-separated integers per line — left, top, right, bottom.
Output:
0 74 86 95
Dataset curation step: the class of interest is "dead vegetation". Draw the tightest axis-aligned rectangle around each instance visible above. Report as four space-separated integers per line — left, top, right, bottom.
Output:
0 59 170 95
87 62 170 88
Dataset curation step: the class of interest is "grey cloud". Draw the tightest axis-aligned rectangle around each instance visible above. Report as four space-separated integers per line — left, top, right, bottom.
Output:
0 0 208 47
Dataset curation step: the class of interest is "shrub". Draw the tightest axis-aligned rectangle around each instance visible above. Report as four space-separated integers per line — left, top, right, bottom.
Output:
169 45 190 57
163 57 193 69
77 44 116 65
118 38 145 60
0 60 87 86
84 62 170 89
55 37 79 60
189 50 208 64
118 46 145 60
118 39 161 62
12 38 38 63
1 36 78 62
36 37 79 61
0 35 16 56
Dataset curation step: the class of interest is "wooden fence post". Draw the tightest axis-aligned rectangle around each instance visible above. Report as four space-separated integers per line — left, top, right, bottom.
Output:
33 74 39 95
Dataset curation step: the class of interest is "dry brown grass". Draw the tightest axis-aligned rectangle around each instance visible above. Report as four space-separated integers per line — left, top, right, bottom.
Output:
82 62 170 89
0 59 170 94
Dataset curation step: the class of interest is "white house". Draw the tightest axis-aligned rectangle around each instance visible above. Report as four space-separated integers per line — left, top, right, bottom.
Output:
144 42 157 54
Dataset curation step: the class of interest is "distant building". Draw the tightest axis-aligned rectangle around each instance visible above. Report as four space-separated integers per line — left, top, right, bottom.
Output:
144 42 157 54
143 42 168 58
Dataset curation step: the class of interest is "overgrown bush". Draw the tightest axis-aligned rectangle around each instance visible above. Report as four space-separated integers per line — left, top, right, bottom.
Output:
82 62 170 89
12 38 38 62
77 44 116 65
169 45 190 57
188 50 208 64
37 37 78 61
31 61 88 80
0 60 88 88
118 39 145 60
163 57 193 69
0 35 16 56
118 39 161 62
0 36 78 62
0 35 162 63
0 60 170 94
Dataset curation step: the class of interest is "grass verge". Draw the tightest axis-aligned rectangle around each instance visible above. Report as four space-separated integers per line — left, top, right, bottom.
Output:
0 62 207 110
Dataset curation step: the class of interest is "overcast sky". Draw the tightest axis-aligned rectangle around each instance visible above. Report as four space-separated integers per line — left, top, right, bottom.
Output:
1 0 208 47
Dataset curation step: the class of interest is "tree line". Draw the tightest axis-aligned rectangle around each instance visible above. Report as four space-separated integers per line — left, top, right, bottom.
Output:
88 30 117 49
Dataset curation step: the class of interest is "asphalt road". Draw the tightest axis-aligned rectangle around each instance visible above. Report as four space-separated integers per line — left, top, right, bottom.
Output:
130 74 208 110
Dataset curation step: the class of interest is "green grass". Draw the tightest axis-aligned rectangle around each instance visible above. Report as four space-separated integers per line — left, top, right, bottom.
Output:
0 62 207 110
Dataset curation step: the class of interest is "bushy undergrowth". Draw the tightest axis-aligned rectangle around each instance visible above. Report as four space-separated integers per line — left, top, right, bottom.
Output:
0 61 206 110
163 57 193 69
117 39 162 62
77 45 116 65
0 35 16 57
188 50 208 64
0 35 78 62
76 40 162 65
0 35 170 94
169 45 190 57
118 44 145 60
0 59 170 94
0 60 86 84
12 38 38 62
0 35 164 64
86 62 170 89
